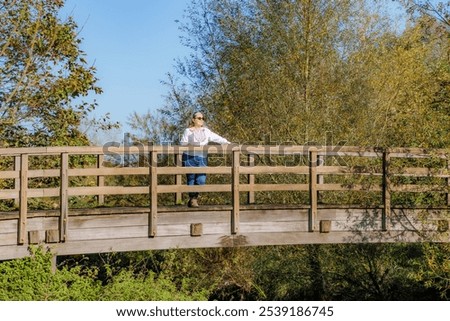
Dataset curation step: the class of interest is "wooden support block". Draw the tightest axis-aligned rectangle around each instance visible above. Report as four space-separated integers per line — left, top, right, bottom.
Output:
46 230 60 243
320 220 331 233
28 231 41 244
190 223 203 237
437 220 449 233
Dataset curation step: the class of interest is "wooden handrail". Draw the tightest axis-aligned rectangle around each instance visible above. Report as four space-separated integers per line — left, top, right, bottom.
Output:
0 144 448 157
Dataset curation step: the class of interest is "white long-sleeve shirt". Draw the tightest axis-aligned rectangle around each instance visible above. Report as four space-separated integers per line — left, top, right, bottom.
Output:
180 127 230 156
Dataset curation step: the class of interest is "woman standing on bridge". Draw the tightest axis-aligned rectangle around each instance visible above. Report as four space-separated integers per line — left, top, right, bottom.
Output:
180 111 231 207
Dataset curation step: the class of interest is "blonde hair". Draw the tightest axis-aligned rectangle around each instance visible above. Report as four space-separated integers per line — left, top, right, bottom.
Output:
189 111 204 128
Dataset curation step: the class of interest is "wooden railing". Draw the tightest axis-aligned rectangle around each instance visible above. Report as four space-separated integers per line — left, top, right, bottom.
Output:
0 145 449 245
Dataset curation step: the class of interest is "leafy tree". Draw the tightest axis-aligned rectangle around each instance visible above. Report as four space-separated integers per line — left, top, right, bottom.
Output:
348 14 450 148
0 0 102 147
250 244 444 300
157 0 389 145
321 243 441 300
144 0 449 151
0 247 101 300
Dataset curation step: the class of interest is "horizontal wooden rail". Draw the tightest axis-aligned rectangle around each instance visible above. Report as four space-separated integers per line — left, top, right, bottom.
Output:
0 145 448 156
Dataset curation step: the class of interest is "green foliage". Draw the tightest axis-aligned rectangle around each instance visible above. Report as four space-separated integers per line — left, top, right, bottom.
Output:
101 269 208 301
251 246 316 300
410 243 450 299
250 243 443 300
0 248 209 301
0 0 103 147
157 248 263 300
0 244 446 301
319 243 436 300
0 247 100 300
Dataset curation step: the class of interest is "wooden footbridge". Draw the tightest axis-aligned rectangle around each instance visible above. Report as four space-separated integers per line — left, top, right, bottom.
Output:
1 145 449 261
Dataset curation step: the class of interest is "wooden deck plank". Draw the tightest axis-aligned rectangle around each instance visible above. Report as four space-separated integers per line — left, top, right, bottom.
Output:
0 217 59 234
0 233 19 246
67 223 233 241
240 221 307 233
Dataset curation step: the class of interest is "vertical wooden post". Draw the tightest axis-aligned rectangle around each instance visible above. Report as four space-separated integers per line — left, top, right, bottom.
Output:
60 153 69 242
447 157 450 206
18 154 28 245
97 154 105 206
175 153 183 204
247 153 255 204
51 255 57 274
309 150 318 232
14 156 20 207
382 151 391 231
231 149 240 234
149 150 158 237
317 155 324 204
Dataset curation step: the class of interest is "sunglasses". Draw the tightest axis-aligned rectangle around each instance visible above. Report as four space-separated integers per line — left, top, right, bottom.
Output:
195 117 204 120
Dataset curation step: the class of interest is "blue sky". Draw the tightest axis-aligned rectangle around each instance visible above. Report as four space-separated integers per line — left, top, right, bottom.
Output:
61 0 192 137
